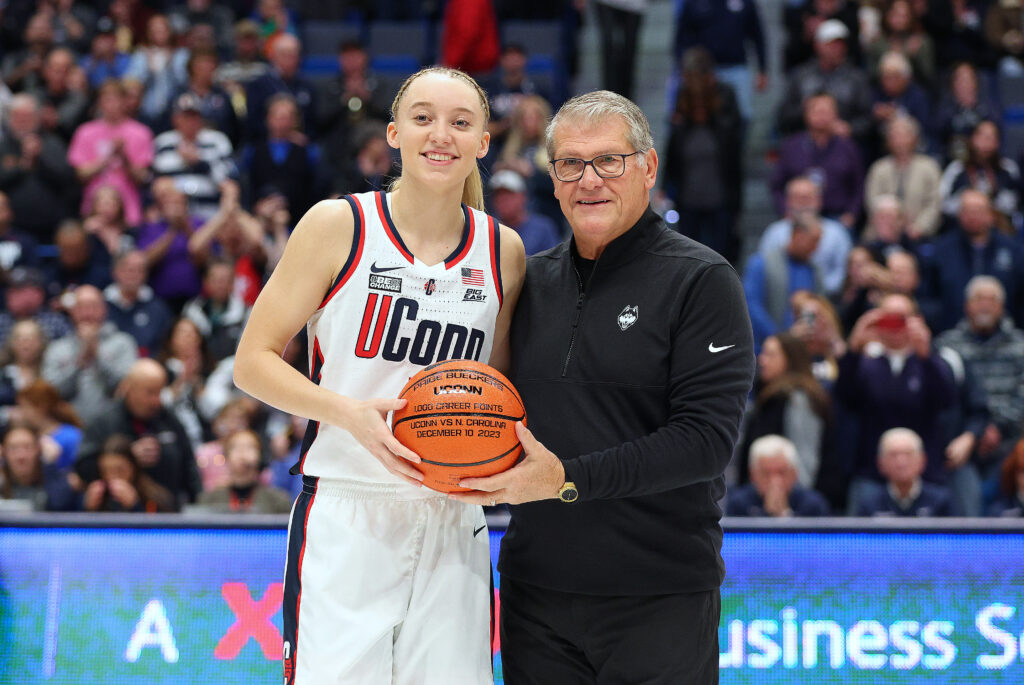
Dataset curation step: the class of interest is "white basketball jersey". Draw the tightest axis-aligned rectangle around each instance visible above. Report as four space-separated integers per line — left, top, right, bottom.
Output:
294 190 504 486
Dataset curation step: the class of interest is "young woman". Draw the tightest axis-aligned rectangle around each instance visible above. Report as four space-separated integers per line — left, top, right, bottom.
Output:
82 434 175 513
0 424 76 511
234 66 525 684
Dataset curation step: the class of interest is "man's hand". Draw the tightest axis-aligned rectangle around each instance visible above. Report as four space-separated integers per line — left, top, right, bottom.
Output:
907 315 932 358
762 481 791 517
978 423 1002 457
848 308 884 354
945 431 975 469
77 322 102 364
451 422 566 506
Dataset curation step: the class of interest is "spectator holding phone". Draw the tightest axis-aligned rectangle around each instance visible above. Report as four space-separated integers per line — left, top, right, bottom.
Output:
836 293 958 511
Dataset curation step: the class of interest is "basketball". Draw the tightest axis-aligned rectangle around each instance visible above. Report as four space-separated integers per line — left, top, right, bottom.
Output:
392 359 526 493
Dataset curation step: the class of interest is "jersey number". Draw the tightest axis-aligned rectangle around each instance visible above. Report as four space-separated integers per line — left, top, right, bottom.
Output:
354 294 486 365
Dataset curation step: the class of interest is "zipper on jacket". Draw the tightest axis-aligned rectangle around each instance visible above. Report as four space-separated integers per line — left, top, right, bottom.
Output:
562 264 586 377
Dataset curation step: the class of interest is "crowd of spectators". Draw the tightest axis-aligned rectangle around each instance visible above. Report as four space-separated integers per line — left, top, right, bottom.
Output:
713 0 1024 519
2 0 1024 521
0 0 574 516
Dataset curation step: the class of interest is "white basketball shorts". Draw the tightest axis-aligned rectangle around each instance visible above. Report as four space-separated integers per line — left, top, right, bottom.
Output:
282 475 493 685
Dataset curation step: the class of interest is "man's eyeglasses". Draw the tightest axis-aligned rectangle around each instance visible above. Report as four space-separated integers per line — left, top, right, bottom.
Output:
549 151 643 182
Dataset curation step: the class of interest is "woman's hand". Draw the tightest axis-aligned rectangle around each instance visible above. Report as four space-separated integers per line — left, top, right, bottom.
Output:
336 396 424 487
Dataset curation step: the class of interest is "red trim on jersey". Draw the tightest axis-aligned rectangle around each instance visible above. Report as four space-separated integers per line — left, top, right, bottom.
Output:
319 195 366 309
444 204 474 269
488 215 503 309
293 479 318 680
375 191 415 264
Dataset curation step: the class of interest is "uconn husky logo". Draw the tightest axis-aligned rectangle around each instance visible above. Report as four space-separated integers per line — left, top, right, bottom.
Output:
618 305 638 331
354 294 486 365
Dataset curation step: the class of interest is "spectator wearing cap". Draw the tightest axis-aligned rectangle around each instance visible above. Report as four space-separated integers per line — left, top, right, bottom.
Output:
41 284 138 426
772 93 863 231
0 94 77 242
152 93 235 220
488 170 562 256
921 190 1024 333
782 0 861 71
79 18 132 89
67 79 154 228
244 33 315 143
171 48 240 146
777 19 873 146
0 190 39 275
104 250 174 358
726 435 830 517
0 266 71 345
196 430 292 514
853 428 952 516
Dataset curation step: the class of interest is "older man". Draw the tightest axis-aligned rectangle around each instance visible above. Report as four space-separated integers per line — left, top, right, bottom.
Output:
77 358 200 509
244 33 315 142
41 285 138 425
853 428 952 516
726 435 831 517
921 189 1024 332
938 276 1024 483
454 91 755 684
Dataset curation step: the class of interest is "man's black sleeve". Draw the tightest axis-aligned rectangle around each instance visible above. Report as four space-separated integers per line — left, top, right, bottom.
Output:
562 263 755 500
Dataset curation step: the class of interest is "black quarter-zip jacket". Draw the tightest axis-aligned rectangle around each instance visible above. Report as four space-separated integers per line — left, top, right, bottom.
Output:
500 207 755 595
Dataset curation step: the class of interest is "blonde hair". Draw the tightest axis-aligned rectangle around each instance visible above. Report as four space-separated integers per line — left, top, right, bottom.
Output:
389 66 490 211
500 94 552 170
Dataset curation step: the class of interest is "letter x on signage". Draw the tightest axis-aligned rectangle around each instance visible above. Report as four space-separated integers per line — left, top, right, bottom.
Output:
214 582 284 659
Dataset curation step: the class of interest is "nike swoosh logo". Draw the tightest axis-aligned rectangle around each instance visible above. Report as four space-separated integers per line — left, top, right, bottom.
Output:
370 262 405 273
473 525 486 537
708 343 735 353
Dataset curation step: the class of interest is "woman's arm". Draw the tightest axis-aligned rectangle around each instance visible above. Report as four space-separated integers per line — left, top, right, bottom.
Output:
233 199 423 483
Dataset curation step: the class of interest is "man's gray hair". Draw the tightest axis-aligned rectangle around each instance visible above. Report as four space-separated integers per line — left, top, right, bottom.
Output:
965 275 1006 304
878 427 924 456
748 434 799 472
545 90 654 161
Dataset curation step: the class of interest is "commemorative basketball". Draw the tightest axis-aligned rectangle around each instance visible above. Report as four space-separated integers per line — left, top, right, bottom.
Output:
392 359 526 493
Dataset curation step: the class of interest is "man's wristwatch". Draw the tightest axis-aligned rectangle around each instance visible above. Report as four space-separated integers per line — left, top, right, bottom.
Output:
557 481 578 503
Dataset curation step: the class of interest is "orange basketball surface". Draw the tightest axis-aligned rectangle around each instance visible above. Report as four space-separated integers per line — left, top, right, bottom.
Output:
392 359 526 493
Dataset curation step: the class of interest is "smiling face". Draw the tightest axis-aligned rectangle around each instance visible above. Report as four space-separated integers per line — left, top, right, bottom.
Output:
387 72 490 192
549 116 656 258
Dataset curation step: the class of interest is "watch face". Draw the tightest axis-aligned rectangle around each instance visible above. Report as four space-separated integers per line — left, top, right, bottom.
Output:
561 486 578 502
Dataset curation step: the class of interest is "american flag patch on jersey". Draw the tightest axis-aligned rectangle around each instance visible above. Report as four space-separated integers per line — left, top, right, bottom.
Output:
461 267 485 285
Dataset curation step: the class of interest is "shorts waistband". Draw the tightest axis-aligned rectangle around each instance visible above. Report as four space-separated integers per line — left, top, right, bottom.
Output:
302 475 446 501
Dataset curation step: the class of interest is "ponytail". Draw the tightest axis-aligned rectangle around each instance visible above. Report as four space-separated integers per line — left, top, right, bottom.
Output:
462 165 485 212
